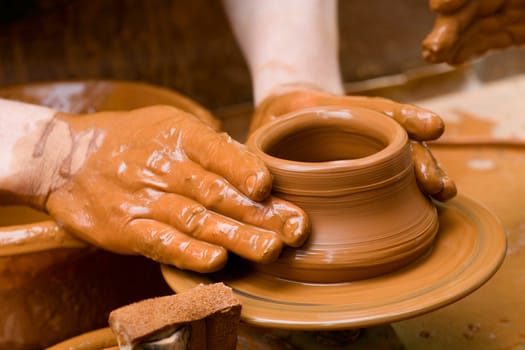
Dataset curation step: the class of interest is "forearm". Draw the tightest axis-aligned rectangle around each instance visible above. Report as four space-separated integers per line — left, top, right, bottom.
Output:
223 0 344 104
0 99 90 208
0 99 55 205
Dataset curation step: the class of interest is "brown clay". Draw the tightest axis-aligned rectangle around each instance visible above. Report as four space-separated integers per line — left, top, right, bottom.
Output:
251 88 456 202
0 80 309 348
410 141 457 201
162 194 506 330
423 0 525 64
246 106 439 283
0 81 235 349
251 89 445 141
36 105 308 273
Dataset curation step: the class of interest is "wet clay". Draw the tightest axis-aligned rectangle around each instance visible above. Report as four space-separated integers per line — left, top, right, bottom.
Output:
251 88 456 202
423 0 525 64
47 328 117 350
162 194 506 330
0 81 251 350
35 105 308 273
410 141 457 201
0 218 85 257
1 81 309 273
246 107 439 283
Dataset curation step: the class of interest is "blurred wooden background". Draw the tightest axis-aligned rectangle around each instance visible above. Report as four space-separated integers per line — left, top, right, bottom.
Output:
3 0 525 110
0 0 439 109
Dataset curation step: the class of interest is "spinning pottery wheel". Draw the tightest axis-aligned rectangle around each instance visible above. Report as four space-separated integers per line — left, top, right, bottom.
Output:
161 107 507 336
1 81 507 349
162 109 506 344
162 195 506 330
49 195 506 350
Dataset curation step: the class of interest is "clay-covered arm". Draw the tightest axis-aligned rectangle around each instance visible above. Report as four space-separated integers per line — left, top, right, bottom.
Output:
423 0 525 65
0 98 73 207
0 101 310 272
222 0 344 104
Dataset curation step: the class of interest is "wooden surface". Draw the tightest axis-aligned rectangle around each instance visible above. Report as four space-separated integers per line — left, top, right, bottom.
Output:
0 0 250 109
0 0 439 110
218 71 525 350
362 72 525 350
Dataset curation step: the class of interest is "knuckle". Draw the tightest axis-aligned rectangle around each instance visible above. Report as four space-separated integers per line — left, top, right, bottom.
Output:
199 177 227 207
176 203 207 233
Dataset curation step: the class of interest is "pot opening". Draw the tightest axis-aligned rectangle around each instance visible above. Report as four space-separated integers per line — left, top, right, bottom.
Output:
264 126 387 162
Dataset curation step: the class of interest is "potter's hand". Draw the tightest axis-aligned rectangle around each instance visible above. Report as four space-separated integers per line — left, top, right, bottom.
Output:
251 89 456 202
423 0 525 65
37 105 308 273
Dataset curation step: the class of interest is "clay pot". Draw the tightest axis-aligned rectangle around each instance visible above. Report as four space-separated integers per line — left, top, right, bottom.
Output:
246 106 439 283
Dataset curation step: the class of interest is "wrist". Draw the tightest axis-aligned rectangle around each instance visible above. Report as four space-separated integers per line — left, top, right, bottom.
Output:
0 100 101 209
224 0 344 104
258 83 326 102
253 67 344 106
0 99 58 207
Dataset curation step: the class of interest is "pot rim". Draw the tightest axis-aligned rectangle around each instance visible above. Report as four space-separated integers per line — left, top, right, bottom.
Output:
246 106 412 195
246 106 408 173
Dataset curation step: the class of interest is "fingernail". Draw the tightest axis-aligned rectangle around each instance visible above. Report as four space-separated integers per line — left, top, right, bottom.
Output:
198 247 228 273
283 215 310 247
245 174 257 196
245 173 271 201
259 237 283 263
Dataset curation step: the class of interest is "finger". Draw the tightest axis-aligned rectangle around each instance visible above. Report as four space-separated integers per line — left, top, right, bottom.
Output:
423 1 479 61
430 0 469 13
142 192 284 263
410 141 457 201
450 29 512 64
125 218 228 273
425 1 505 64
344 96 445 141
256 196 310 247
158 161 310 247
422 16 462 61
434 2 506 62
177 116 272 201
422 17 459 63
432 175 458 202
386 103 445 141
410 141 445 196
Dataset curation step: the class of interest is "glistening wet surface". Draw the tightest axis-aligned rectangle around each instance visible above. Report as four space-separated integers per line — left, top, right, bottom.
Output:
390 75 525 350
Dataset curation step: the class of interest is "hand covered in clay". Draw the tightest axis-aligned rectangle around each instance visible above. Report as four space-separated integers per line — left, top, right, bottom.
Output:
35 106 309 272
251 89 457 202
423 0 525 64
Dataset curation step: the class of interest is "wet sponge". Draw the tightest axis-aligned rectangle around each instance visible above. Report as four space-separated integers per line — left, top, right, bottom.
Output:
108 282 241 349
